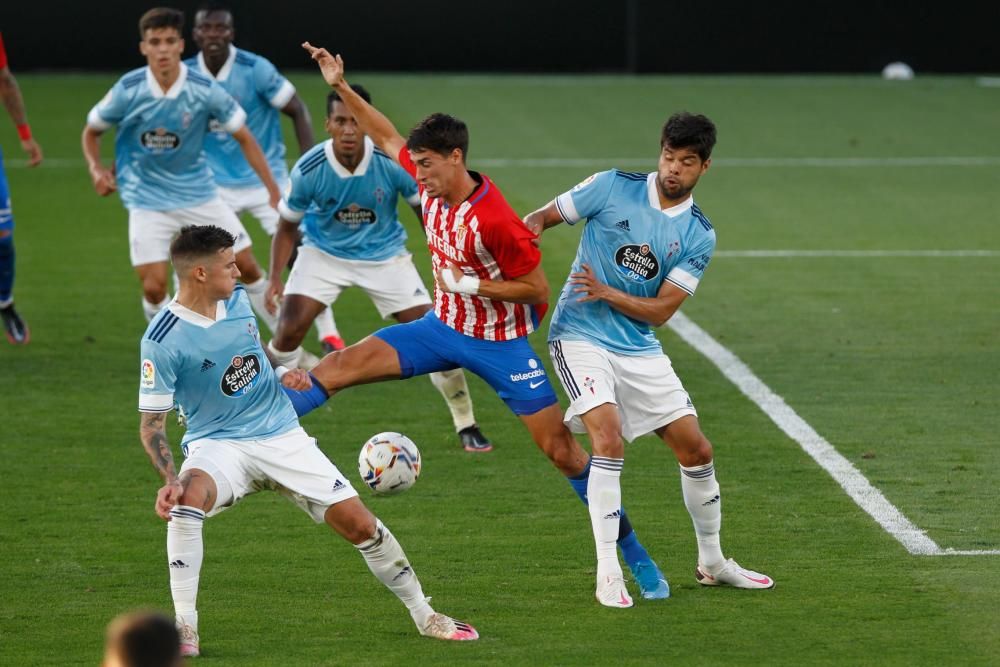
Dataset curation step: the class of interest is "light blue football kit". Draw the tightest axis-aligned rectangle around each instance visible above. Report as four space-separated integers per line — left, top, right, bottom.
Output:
187 45 294 188
278 138 420 261
86 63 246 211
138 285 297 447
549 170 716 355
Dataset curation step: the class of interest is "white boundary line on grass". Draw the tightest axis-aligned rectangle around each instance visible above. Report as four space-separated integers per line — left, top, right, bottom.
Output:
8 156 1000 169
714 250 1000 258
667 311 1000 556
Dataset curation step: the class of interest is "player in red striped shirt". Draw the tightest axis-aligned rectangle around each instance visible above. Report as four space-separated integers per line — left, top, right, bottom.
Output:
292 43 670 605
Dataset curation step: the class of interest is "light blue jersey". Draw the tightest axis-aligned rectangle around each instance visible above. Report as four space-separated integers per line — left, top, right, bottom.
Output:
86 63 246 211
277 138 419 262
138 285 298 446
186 46 293 188
548 170 716 355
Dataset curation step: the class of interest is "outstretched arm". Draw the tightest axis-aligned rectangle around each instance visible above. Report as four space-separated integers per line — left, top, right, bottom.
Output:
232 126 281 207
0 65 42 166
302 43 406 161
522 200 565 238
280 93 315 155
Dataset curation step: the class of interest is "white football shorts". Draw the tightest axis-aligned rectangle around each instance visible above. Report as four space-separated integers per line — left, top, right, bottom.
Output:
179 426 358 523
548 338 697 443
284 246 432 318
128 197 252 267
218 183 281 236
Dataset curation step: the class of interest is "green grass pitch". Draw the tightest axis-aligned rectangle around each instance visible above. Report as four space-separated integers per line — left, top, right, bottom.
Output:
1 72 998 665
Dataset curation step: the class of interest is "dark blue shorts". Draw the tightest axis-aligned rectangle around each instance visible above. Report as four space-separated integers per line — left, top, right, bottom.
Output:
0 148 12 235
374 311 557 416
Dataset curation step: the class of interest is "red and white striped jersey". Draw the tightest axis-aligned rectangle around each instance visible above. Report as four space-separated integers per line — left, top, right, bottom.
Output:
399 147 546 341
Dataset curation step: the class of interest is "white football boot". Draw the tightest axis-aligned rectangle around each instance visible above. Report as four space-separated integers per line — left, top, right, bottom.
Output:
419 613 479 641
696 558 775 589
596 573 634 608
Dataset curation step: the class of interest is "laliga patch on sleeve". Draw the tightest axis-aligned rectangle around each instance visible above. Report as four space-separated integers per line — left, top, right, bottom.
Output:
141 359 156 389
572 173 598 192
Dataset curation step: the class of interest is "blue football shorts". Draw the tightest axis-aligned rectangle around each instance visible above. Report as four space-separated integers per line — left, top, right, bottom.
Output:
374 311 558 416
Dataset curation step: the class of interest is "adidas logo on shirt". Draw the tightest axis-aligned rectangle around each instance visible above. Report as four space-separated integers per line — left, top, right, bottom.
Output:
615 219 631 232
200 359 216 372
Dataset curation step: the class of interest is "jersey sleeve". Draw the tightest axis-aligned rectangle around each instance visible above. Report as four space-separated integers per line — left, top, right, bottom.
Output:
207 81 247 134
392 161 420 205
254 56 296 109
553 170 616 225
665 229 716 295
86 79 130 130
396 145 417 179
277 162 313 222
138 339 178 413
481 211 542 280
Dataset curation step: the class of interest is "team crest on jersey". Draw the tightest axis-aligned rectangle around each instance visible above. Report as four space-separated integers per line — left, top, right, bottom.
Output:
141 127 181 151
374 187 385 205
615 243 660 282
208 118 226 136
666 240 681 259
141 359 156 388
247 321 259 345
181 111 192 129
583 376 596 395
455 223 468 245
572 174 598 192
221 354 262 397
335 203 376 227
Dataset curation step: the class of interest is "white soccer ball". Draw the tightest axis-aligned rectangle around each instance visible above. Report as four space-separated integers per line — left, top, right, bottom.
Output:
358 432 422 495
881 61 914 81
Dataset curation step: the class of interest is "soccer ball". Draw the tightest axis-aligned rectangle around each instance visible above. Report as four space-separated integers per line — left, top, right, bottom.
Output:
358 432 421 495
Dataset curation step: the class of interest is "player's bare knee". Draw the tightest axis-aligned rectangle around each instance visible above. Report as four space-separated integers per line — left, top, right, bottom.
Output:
235 251 262 282
539 430 587 475
177 470 217 513
678 437 713 467
324 499 377 544
142 281 168 304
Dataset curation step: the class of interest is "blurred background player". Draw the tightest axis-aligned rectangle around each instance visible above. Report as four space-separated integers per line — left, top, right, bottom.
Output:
139 225 478 656
294 43 669 602
101 610 182 667
266 85 492 452
188 5 342 347
81 7 281 327
0 32 43 344
524 113 774 603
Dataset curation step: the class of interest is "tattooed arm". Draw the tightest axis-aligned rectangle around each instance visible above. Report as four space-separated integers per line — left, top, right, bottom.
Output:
140 411 184 520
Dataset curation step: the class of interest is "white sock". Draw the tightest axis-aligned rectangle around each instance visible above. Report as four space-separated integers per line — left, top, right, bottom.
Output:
143 296 170 322
588 457 624 580
680 461 725 569
314 306 339 342
167 506 206 630
267 340 302 369
243 276 278 334
355 520 434 628
428 369 476 432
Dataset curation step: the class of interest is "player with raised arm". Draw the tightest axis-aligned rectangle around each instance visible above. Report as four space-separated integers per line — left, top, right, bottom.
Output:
0 32 43 344
139 224 478 657
188 6 342 347
523 112 774 596
81 8 280 328
267 85 493 451
292 43 669 605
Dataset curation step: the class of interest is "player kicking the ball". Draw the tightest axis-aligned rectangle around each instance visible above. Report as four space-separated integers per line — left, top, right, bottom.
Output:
138 225 477 657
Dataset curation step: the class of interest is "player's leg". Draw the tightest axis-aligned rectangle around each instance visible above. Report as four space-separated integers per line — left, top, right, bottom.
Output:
0 158 28 344
128 208 178 321
135 262 171 321
314 305 344 353
254 427 477 640
267 294 327 369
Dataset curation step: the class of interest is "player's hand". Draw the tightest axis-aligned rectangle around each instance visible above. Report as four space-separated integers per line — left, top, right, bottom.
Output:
523 214 544 245
281 368 313 391
302 42 344 88
20 138 42 167
570 263 612 302
155 479 185 521
435 262 464 294
89 164 117 196
265 279 284 315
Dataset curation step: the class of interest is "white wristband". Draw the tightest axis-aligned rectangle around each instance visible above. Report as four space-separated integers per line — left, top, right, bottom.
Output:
275 365 290 380
441 270 481 295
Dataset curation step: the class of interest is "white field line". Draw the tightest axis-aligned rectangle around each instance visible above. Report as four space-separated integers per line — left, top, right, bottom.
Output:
667 311 999 556
714 250 1000 258
7 156 1000 169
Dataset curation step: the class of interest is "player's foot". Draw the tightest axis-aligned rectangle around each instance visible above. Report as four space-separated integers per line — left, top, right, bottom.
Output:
178 623 200 657
1 303 29 345
628 558 670 599
458 425 493 452
321 334 346 354
696 558 774 589
595 574 634 608
419 613 479 641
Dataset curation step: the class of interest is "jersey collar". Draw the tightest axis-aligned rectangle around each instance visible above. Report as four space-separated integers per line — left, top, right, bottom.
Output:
324 137 374 178
197 44 237 82
146 62 188 100
646 172 694 218
167 298 228 328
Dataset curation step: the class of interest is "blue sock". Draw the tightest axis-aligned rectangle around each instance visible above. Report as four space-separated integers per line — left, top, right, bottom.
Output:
566 457 650 566
282 373 329 417
0 235 14 303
